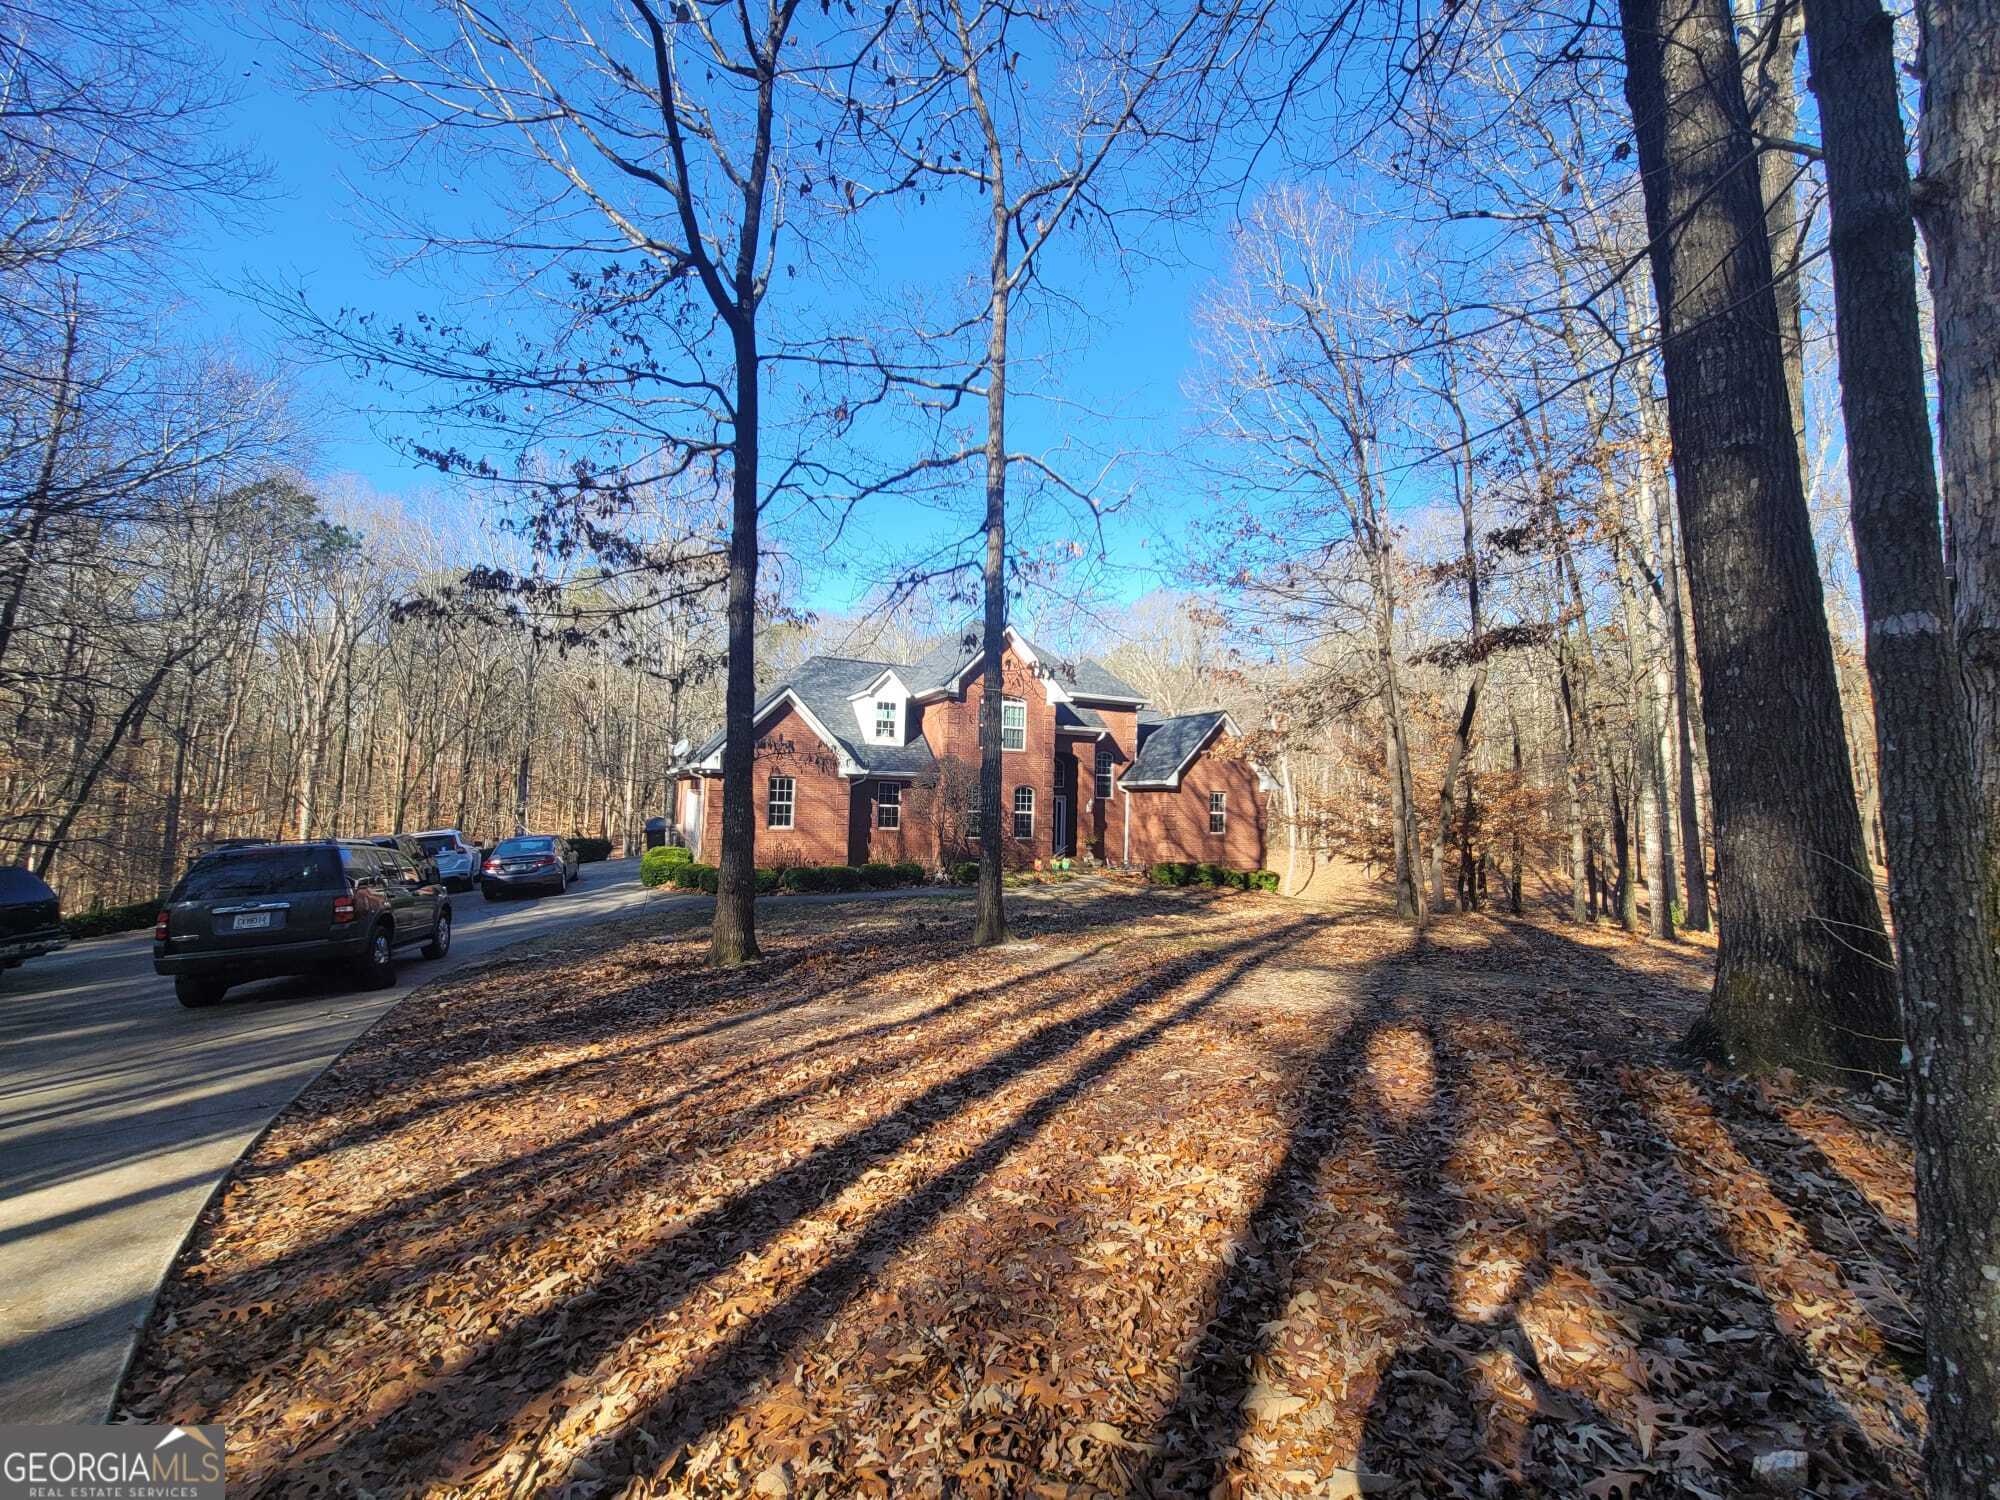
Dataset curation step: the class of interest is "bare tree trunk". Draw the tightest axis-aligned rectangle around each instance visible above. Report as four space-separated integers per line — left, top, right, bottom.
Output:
966 32 1011 949
1561 655 1591 924
1916 0 2000 940
1738 0 1809 442
1812 0 2000 1483
1619 0 1901 1079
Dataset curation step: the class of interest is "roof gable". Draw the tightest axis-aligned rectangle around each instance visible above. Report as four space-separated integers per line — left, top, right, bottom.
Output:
1122 710 1237 788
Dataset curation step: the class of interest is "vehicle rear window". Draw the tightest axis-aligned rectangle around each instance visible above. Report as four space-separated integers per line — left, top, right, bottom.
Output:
0 866 56 904
174 849 341 901
417 834 457 854
495 838 554 855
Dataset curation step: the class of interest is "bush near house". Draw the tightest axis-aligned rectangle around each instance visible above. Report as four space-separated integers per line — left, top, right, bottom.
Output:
63 900 158 940
569 837 613 863
647 855 929 896
639 846 693 887
1145 861 1276 892
952 861 980 886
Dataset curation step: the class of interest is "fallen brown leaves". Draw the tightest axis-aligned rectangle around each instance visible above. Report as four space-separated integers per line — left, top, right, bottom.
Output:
118 882 1924 1498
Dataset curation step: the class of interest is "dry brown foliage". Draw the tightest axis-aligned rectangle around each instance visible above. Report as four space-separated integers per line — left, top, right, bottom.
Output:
119 883 1922 1497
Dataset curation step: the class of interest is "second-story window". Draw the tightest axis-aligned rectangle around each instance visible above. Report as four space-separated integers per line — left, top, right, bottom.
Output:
875 699 897 740
1001 697 1026 752
1094 745 1114 798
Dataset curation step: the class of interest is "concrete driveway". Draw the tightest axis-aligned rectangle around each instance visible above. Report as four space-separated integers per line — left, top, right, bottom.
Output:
0 855 657 1424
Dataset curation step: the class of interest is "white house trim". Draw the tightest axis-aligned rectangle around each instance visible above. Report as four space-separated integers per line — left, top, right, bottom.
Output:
696 689 864 777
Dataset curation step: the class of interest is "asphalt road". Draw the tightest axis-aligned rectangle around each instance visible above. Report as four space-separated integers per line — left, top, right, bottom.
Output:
0 855 656 1425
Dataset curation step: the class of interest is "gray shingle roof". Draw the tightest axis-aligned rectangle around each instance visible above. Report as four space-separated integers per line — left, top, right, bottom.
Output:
1055 702 1106 732
685 634 1147 776
902 631 1144 704
689 655 938 778
1123 710 1228 787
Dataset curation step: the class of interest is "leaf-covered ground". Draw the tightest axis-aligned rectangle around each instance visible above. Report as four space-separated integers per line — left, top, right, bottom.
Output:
118 879 1925 1498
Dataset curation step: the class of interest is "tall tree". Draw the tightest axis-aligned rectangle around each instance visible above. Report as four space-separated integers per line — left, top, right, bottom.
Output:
284 0 880 964
1815 0 2000 1485
1615 0 1899 1077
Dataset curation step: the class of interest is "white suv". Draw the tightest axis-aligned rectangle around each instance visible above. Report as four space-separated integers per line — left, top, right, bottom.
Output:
415 829 480 890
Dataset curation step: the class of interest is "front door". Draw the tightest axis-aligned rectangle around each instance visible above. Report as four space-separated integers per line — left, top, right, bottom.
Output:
1054 795 1069 858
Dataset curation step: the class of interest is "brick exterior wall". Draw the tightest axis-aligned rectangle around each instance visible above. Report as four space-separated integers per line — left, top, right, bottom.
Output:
1126 730 1268 870
915 643 1057 869
1074 705 1138 862
672 651 1268 874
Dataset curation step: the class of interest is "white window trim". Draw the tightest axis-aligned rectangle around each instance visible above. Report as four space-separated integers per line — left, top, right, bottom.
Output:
768 775 796 830
874 699 898 741
1209 789 1227 835
1001 697 1027 752
1012 784 1035 839
877 781 901 830
1094 745 1114 799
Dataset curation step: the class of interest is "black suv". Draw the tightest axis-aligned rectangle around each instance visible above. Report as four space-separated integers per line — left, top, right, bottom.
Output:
154 840 452 1008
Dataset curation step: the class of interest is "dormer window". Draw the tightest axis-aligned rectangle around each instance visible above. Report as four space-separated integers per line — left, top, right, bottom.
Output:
875 699 897 740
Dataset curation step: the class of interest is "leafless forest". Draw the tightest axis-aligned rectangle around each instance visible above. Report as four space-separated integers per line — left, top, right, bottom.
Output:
3 0 1996 1483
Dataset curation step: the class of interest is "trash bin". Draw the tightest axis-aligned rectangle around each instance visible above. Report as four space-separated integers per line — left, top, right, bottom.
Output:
644 816 668 851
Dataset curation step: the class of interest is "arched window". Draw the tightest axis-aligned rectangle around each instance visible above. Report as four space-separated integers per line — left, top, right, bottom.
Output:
1012 784 1035 840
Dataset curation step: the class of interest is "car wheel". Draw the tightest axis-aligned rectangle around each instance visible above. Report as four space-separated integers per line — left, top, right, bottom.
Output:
423 909 452 961
482 883 500 901
558 869 568 894
354 923 396 989
175 976 226 1008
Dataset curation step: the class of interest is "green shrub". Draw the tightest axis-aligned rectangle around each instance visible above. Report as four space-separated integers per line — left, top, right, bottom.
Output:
779 866 819 893
1251 869 1281 891
893 860 925 886
569 836 613 863
63 900 158 940
952 860 980 885
754 868 781 894
660 844 692 864
1199 862 1230 887
639 847 678 887
1147 862 1177 886
668 862 715 891
859 861 899 889
1227 869 1251 890
695 865 720 893
825 864 863 892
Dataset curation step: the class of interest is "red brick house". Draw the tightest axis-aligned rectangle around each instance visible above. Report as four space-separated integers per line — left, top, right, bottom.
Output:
668 627 1268 872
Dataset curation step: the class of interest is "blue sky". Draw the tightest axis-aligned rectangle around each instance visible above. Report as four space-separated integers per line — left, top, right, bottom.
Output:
172 5 1255 626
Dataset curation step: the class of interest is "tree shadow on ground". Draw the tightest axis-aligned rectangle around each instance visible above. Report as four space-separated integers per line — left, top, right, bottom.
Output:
1128 912 1921 1499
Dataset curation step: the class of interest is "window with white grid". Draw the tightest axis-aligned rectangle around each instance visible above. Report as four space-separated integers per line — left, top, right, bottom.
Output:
1209 790 1227 834
767 776 795 829
877 781 901 830
1094 745 1114 798
1013 784 1035 839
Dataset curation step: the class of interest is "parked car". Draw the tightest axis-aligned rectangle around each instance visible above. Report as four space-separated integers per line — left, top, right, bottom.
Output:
0 866 66 972
480 835 579 899
153 840 451 1008
414 829 480 890
367 833 442 887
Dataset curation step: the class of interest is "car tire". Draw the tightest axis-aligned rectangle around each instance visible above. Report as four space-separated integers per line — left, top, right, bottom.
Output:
175 976 226 1008
482 883 500 901
557 869 568 894
423 908 452 961
354 923 396 989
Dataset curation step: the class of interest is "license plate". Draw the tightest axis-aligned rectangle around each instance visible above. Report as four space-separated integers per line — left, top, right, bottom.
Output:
505 861 532 872
231 912 274 931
